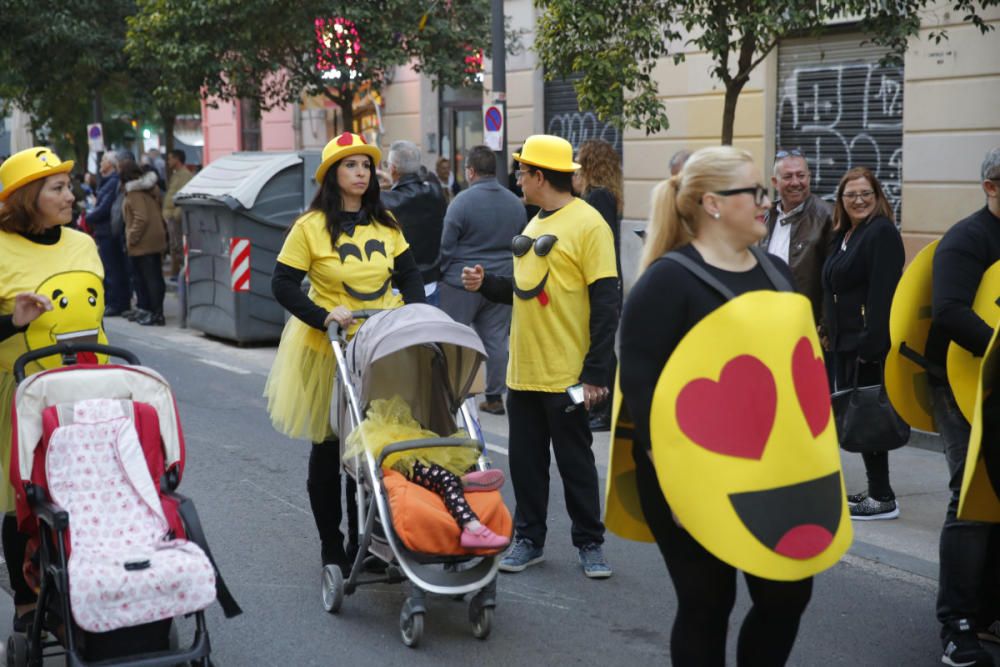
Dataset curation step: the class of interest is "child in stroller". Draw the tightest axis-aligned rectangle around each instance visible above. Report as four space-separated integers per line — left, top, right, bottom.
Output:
346 396 509 550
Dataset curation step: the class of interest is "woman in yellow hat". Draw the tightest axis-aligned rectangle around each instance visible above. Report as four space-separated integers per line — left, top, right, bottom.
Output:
0 146 109 630
264 132 425 574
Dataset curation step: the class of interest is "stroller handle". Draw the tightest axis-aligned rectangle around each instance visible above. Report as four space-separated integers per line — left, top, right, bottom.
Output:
14 342 141 383
327 309 383 340
376 437 485 469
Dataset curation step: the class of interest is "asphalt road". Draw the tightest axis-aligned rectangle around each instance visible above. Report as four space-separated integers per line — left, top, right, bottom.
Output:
13 319 995 666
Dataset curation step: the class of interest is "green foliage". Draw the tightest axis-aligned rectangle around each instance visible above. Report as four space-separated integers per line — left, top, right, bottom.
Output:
535 0 999 141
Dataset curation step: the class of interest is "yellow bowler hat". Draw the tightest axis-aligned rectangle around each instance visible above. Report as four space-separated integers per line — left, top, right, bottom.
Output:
315 132 382 185
885 240 939 432
513 134 580 172
0 147 75 202
947 259 1000 422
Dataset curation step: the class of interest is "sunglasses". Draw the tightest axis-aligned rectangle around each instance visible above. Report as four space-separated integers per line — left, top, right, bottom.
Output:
713 184 770 207
512 234 558 257
775 148 804 161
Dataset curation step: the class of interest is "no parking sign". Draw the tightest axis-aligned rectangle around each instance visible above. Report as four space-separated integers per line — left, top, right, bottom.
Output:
483 104 504 151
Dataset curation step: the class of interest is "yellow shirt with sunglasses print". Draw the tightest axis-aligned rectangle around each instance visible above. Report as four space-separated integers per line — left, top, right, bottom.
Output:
507 197 617 392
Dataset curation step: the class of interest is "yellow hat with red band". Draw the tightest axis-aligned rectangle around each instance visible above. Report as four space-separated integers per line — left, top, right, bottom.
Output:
0 147 75 202
315 132 382 185
513 134 580 172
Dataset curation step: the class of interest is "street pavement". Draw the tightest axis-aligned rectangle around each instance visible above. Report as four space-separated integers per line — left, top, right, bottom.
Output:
2 292 998 666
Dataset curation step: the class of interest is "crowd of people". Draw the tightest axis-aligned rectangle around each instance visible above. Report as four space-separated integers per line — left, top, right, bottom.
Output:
1 131 997 665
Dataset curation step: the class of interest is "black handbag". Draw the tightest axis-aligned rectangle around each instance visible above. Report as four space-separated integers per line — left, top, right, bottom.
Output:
831 361 910 453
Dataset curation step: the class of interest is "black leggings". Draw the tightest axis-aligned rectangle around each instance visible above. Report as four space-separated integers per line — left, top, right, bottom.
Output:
2 514 37 606
409 462 477 527
633 446 813 667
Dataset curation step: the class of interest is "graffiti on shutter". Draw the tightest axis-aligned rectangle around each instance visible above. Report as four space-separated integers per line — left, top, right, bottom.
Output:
777 37 904 221
543 75 622 155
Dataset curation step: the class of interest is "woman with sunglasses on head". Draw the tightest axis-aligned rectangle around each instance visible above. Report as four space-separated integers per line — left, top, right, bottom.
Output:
264 133 426 576
821 167 905 520
618 146 825 666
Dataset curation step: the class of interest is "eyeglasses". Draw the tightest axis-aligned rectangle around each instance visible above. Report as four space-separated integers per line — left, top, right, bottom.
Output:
841 190 875 202
516 168 534 182
775 148 804 161
713 185 770 206
512 234 558 257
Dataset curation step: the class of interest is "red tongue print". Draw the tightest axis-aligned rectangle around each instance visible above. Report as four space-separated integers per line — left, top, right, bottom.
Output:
77 351 98 364
537 290 549 306
791 337 831 437
774 524 834 559
676 355 777 459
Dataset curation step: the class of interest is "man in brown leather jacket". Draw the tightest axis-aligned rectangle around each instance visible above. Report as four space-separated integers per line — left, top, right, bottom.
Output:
760 149 833 322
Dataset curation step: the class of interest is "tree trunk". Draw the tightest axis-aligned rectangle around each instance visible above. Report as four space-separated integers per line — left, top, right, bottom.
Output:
340 96 354 134
720 80 745 146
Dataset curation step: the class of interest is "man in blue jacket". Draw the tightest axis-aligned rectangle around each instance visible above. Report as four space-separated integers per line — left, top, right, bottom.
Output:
89 152 130 315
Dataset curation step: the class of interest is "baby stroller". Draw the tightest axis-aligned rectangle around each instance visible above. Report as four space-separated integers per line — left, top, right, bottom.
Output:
6 342 241 666
324 304 511 647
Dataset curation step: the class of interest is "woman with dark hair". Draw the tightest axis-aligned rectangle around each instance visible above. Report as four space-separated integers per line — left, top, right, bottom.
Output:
119 159 167 325
822 166 906 520
574 139 624 431
264 133 426 575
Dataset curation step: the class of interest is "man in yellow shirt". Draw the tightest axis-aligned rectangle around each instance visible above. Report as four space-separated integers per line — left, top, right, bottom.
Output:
462 135 618 578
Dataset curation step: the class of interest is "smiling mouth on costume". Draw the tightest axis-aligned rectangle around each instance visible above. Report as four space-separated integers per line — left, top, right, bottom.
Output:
53 328 100 345
513 271 549 301
728 471 842 560
343 276 391 302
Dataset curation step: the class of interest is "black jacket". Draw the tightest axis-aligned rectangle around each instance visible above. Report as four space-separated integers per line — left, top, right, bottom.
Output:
381 173 447 283
821 215 904 361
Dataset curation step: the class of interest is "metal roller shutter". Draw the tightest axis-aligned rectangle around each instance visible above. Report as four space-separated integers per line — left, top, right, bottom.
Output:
543 74 623 157
776 33 904 221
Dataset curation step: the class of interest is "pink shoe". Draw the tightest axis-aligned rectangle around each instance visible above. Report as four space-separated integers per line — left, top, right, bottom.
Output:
461 524 510 550
461 469 505 492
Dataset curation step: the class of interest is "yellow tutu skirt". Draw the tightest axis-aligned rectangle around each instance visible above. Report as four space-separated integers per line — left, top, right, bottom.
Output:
264 317 337 443
344 396 480 477
0 372 19 513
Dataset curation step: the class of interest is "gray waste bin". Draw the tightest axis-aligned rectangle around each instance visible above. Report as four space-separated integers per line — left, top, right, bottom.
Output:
175 151 321 344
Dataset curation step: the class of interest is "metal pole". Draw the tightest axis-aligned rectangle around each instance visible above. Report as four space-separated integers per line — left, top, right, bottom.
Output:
491 0 507 185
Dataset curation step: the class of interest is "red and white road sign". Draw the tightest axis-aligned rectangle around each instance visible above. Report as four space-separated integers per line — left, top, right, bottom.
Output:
230 237 251 292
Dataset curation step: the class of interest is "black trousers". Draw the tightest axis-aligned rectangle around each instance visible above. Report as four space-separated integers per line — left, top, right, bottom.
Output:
2 514 36 606
129 253 165 316
933 383 1000 625
833 351 894 500
308 440 358 564
506 389 604 548
633 443 813 666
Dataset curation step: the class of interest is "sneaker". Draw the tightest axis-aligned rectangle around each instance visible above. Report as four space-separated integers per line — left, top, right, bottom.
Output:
578 543 612 579
850 496 899 521
479 399 505 415
462 469 505 492
498 537 544 573
847 491 868 505
942 619 995 666
978 619 1000 645
461 524 510 550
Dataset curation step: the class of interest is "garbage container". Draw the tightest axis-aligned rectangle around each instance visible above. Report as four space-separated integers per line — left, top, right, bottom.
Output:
175 151 320 344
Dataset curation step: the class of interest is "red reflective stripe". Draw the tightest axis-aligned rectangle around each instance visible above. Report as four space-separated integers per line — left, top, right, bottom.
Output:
230 238 250 292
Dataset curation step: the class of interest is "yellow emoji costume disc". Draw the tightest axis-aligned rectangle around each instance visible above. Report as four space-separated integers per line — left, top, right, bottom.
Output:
25 271 109 370
947 260 1000 423
650 291 851 580
604 372 654 543
885 240 939 432
957 325 1000 522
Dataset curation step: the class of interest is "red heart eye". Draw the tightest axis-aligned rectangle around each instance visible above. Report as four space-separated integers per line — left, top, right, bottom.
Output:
791 336 831 437
675 355 777 460
336 132 353 146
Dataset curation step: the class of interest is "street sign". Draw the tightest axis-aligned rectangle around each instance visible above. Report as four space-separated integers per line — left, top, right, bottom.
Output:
87 123 105 153
483 104 504 151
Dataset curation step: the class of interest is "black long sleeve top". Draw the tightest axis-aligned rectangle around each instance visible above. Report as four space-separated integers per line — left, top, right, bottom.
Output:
271 249 426 331
820 215 904 362
620 244 795 451
926 205 1000 366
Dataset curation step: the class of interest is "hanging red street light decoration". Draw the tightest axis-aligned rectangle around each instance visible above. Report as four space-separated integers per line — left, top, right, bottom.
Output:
463 45 484 85
315 17 363 85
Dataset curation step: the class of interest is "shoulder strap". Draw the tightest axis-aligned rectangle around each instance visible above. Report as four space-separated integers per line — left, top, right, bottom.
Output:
749 246 794 292
662 251 737 300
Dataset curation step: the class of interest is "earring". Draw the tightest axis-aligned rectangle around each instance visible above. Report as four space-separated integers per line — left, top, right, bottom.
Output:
713 212 721 219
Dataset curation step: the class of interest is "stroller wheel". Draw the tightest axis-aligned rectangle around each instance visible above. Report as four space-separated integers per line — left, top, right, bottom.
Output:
6 633 28 667
321 565 344 613
399 611 424 648
471 606 493 640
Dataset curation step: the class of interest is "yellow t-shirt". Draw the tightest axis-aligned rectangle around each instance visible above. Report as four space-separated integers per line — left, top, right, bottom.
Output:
277 211 409 336
0 227 108 374
507 198 617 392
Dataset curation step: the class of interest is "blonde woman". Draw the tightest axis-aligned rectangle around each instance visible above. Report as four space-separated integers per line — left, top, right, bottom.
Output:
619 147 813 666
